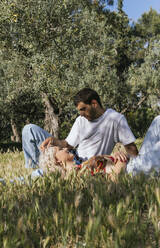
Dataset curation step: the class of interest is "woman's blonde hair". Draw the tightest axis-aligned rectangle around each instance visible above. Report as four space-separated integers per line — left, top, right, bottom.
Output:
39 147 64 174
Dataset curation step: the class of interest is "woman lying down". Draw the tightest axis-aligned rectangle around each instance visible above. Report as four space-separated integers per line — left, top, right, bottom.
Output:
0 147 126 185
38 146 126 181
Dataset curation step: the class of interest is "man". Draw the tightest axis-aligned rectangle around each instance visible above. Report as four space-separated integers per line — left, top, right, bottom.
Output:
22 88 138 168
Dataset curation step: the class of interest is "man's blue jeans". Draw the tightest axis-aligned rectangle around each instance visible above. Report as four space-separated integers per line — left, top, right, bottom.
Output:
22 124 52 168
127 115 160 175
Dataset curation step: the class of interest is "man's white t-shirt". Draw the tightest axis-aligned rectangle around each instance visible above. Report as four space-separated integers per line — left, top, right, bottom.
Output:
66 108 136 161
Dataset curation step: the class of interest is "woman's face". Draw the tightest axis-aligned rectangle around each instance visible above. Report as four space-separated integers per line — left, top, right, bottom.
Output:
55 147 74 163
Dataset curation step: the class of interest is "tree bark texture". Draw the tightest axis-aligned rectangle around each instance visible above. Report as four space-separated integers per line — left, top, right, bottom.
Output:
42 93 59 138
11 118 21 142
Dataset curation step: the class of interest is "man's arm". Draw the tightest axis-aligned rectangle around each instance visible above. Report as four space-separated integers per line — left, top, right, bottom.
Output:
124 142 138 157
40 136 73 151
113 142 138 162
116 115 138 159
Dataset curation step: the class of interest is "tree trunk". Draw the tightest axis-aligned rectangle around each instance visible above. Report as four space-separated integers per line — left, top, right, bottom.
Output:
10 119 21 142
42 93 59 138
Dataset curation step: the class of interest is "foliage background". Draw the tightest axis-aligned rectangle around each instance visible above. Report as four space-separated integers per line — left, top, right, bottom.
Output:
0 0 160 142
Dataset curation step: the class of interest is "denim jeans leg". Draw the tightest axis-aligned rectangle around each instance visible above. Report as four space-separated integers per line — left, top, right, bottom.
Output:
22 124 52 168
127 115 160 175
139 115 160 155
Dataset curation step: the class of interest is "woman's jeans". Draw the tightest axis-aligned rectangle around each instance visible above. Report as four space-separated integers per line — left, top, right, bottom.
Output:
22 124 52 168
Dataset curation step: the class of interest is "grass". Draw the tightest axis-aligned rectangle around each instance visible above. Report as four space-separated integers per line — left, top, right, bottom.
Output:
0 150 31 180
0 139 160 247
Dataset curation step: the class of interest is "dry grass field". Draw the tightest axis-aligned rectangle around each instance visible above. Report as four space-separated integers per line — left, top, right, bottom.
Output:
1 138 160 248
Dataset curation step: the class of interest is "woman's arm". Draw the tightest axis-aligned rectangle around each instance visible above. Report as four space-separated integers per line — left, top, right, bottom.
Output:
106 160 127 182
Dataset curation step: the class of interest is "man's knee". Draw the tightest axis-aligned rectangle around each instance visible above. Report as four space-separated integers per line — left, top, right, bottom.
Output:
150 116 160 132
154 115 160 124
22 123 33 134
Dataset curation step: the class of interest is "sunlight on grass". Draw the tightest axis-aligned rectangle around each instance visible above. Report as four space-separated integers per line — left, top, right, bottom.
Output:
0 138 160 248
0 150 32 180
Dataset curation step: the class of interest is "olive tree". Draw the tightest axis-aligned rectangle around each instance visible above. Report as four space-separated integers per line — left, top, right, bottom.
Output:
0 0 142 140
126 40 160 137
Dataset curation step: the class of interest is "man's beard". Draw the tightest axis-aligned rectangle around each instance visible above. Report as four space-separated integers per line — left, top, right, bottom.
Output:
87 107 97 121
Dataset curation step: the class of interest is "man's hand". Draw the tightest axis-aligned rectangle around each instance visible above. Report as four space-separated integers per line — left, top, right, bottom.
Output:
40 137 54 151
113 142 138 162
113 151 128 163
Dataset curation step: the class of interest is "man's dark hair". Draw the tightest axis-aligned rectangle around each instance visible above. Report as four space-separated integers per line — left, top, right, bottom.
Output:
73 88 102 107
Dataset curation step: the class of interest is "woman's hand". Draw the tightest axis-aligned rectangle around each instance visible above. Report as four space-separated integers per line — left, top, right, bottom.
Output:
107 159 127 182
